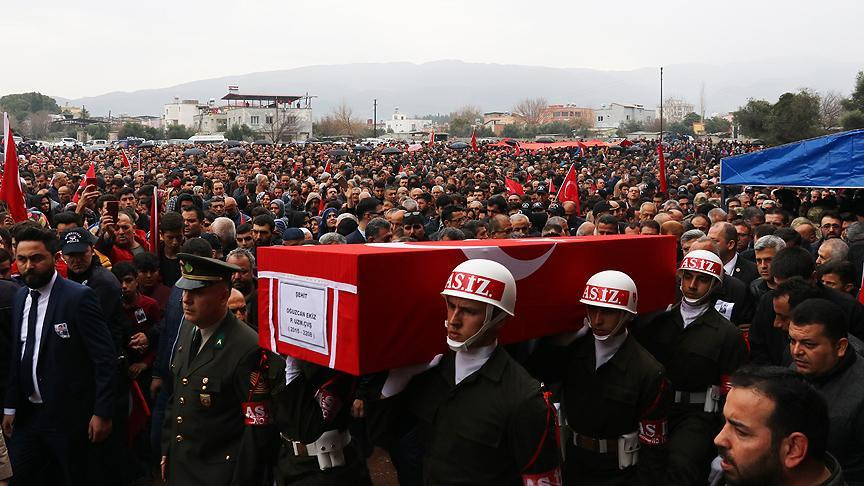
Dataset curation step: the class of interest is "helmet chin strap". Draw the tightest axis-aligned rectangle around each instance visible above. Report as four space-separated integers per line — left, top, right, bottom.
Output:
587 313 631 342
681 279 718 306
446 304 506 352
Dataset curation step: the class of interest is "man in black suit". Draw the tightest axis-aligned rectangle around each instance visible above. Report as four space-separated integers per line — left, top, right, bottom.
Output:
1 227 117 486
709 222 759 286
346 198 382 244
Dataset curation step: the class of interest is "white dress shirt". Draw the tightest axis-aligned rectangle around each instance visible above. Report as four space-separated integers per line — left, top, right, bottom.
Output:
723 253 738 276
4 271 58 416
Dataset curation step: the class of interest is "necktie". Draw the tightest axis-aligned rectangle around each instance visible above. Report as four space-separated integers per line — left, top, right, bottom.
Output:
21 290 41 398
189 328 202 365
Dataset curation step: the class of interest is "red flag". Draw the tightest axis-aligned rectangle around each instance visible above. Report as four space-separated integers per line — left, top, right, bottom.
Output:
318 195 326 215
323 160 332 174
547 178 555 194
657 143 668 194
504 177 524 196
149 185 159 255
578 143 586 158
471 128 478 152
514 142 522 157
398 164 403 174
429 131 435 145
858 262 864 305
1 113 27 222
127 380 151 446
121 149 131 168
72 162 96 203
293 160 301 175
525 171 532 183
555 164 581 215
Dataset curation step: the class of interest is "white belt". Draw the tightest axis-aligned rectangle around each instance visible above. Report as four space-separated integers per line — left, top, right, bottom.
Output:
674 390 707 404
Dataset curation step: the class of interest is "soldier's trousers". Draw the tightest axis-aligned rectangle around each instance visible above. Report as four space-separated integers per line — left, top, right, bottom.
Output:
665 412 720 486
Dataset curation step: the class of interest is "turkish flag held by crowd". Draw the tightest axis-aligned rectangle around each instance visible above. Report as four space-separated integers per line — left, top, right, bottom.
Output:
0 113 28 222
504 177 524 195
555 164 581 215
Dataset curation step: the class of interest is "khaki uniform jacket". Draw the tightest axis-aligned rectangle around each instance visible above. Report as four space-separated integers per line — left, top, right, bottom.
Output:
162 312 276 486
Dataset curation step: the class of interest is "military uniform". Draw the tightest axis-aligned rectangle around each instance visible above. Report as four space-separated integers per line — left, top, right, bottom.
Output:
634 305 748 486
268 355 372 486
161 253 277 486
367 346 561 486
530 332 671 486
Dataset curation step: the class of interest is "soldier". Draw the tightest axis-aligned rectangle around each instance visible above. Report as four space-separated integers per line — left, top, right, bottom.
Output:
529 270 671 485
267 353 372 485
367 259 562 485
634 249 748 485
161 253 276 485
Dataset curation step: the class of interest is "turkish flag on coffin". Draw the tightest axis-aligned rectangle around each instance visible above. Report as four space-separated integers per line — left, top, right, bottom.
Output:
257 236 677 375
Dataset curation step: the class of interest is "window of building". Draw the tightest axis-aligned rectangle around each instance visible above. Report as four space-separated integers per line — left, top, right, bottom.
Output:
250 116 260 125
266 115 273 124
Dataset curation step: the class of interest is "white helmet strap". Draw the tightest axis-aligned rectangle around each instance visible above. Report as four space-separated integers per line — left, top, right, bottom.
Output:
446 303 506 352
586 311 631 341
681 278 719 306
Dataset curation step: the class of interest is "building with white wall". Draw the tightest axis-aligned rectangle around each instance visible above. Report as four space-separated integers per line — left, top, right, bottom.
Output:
594 103 656 129
383 107 433 133
163 98 203 129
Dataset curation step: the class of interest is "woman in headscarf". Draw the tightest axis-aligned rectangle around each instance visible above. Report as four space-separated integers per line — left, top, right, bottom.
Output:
320 207 339 235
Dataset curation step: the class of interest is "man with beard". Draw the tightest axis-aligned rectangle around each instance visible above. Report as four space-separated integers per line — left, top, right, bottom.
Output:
713 366 844 486
61 227 136 485
2 227 117 485
225 248 258 331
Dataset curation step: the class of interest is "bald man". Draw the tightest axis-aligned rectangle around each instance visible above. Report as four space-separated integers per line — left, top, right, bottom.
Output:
228 288 249 326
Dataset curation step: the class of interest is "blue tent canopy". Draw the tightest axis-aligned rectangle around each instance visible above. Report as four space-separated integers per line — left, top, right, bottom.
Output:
720 129 864 188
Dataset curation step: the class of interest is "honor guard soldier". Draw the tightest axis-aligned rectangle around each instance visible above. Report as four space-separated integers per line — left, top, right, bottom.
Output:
529 270 671 485
161 253 276 486
634 250 748 485
367 259 562 486
267 353 373 485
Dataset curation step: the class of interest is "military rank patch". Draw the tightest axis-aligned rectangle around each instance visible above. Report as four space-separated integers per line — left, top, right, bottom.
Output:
249 371 270 394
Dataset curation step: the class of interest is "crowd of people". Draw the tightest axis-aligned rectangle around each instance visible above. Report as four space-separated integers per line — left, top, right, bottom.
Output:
0 137 863 486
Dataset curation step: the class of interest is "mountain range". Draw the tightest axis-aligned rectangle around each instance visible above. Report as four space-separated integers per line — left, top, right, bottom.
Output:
54 58 862 120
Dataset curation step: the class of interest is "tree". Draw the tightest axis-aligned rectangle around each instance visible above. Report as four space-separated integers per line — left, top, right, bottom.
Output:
118 122 160 140
501 124 524 138
819 90 845 129
80 106 90 119
447 105 483 137
224 124 256 141
842 71 864 112
512 97 547 126
767 90 821 144
0 92 60 122
165 124 196 140
841 71 864 130
704 117 732 134
616 120 645 137
841 111 864 130
264 111 301 143
86 123 110 140
26 111 53 139
733 99 773 139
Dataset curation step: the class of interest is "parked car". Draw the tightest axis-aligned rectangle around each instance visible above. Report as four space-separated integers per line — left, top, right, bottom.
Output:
56 137 80 148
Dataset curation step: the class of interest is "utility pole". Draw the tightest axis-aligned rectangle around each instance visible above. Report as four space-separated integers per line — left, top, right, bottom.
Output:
373 99 377 138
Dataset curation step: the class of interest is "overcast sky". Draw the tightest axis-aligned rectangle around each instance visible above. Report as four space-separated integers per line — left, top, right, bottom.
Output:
4 0 863 99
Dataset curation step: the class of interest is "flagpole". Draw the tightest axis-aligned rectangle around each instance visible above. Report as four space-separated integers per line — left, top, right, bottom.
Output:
660 67 664 143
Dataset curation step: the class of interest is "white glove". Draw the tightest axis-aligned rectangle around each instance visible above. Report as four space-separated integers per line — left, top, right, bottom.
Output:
284 355 302 385
381 354 443 398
